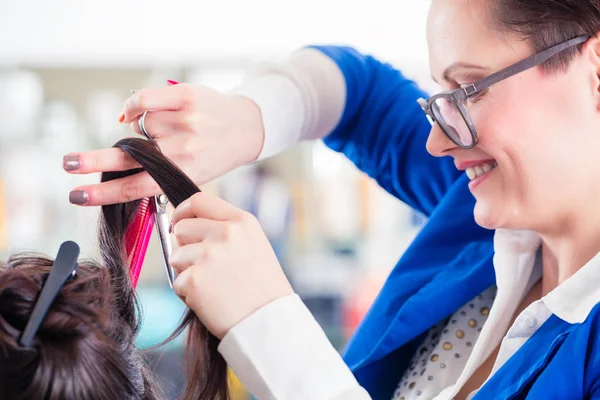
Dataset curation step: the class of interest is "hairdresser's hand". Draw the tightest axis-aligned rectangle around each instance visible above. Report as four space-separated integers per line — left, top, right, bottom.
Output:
169 192 293 339
63 83 265 206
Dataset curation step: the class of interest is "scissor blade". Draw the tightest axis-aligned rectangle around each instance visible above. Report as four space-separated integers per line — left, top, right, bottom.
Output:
154 195 175 288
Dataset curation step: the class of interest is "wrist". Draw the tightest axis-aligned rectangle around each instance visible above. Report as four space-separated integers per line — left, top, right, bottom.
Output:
231 95 265 164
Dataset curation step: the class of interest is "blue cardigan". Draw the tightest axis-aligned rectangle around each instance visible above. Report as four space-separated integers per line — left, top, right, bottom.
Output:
309 45 600 400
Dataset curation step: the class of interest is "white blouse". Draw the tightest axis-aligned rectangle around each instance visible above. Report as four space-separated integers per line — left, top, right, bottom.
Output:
392 286 497 400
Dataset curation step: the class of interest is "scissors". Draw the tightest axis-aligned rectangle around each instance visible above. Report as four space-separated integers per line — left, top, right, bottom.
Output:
137 108 175 288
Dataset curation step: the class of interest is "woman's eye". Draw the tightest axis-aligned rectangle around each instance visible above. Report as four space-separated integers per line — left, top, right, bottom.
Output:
465 88 487 104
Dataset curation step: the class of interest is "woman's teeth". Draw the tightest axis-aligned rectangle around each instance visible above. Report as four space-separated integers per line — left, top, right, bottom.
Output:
466 162 498 180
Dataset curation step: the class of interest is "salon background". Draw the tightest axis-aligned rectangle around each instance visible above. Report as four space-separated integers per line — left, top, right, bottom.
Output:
0 2 436 398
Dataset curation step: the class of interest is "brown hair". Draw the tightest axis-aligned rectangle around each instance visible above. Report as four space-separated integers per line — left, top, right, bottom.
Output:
491 0 600 71
0 138 229 400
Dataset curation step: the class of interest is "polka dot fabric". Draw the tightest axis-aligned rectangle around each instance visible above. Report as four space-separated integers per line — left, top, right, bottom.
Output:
391 286 497 400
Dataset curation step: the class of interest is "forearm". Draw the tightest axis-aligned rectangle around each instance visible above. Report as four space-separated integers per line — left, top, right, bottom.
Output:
230 48 346 160
218 294 372 400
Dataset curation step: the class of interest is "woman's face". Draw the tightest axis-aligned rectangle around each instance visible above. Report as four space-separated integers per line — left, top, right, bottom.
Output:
425 0 600 232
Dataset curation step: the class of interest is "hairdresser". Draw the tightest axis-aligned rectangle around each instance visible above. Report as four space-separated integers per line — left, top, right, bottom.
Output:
65 0 600 392
62 41 479 399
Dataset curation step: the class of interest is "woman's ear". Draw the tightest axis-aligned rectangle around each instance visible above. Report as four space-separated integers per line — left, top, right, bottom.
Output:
587 35 600 76
585 34 600 109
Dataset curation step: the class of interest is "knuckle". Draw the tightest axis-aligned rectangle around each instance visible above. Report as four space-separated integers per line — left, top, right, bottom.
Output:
120 183 144 202
136 91 147 109
237 210 257 225
118 151 136 169
91 187 104 204
179 136 199 160
130 120 140 134
172 220 189 243
179 113 200 133
87 153 99 170
189 192 204 211
221 222 240 241
173 274 187 297
170 252 182 273
195 245 208 263
221 223 233 241
172 221 182 240
173 280 183 295
172 219 180 234
202 245 214 261
179 84 197 104
188 271 203 297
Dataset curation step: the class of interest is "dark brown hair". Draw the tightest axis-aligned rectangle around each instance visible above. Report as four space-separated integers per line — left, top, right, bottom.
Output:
491 0 600 71
0 138 229 400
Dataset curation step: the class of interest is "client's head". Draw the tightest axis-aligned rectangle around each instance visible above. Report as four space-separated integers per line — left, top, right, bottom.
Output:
0 255 151 400
0 138 228 400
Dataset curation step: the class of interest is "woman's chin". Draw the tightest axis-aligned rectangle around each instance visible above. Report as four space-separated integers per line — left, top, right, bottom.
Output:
473 199 502 230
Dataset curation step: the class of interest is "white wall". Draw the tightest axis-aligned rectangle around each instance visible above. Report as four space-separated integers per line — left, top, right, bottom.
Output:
0 1 440 261
0 0 432 70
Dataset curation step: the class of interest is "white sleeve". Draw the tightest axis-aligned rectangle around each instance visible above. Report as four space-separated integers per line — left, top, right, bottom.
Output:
218 293 371 400
229 48 347 160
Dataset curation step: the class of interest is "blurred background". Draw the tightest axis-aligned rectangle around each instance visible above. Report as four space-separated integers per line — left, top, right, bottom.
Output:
0 1 438 398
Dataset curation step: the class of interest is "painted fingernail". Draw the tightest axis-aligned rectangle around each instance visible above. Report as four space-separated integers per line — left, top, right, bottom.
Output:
118 113 125 123
169 220 173 234
63 154 80 171
69 190 89 205
167 79 179 85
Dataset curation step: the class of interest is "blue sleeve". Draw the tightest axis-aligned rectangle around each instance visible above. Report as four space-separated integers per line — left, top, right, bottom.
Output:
310 45 463 217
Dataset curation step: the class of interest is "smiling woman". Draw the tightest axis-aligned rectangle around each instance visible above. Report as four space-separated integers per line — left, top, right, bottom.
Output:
419 1 600 397
424 0 600 239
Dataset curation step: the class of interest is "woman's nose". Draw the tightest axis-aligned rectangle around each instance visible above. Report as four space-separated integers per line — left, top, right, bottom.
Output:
426 123 457 157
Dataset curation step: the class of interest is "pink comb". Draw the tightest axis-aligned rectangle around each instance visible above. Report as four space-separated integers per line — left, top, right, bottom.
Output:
124 198 156 288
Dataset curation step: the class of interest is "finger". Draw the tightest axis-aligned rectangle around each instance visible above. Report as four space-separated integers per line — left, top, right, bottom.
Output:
65 134 196 176
122 85 192 123
63 148 140 174
170 243 206 274
68 171 161 206
172 217 223 246
129 110 187 139
172 192 245 226
173 266 196 303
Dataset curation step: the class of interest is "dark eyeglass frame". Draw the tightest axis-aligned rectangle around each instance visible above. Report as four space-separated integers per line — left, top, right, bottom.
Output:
417 35 591 149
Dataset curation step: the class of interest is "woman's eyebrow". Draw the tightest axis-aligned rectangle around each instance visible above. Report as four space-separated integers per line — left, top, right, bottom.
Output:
431 61 488 84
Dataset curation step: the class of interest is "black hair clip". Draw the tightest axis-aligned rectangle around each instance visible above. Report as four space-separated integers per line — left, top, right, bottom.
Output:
19 241 80 347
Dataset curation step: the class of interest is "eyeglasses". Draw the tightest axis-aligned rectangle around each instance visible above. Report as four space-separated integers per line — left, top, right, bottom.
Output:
417 35 590 149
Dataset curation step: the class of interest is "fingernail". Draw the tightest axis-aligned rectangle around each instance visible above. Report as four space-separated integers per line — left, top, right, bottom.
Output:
63 154 80 171
118 113 125 123
167 79 179 85
168 220 173 233
69 190 89 205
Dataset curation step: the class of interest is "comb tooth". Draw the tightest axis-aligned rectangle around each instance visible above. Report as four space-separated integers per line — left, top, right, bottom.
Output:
124 199 151 254
124 198 156 287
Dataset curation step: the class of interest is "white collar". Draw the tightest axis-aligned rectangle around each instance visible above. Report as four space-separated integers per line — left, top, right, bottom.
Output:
493 228 600 324
450 228 600 397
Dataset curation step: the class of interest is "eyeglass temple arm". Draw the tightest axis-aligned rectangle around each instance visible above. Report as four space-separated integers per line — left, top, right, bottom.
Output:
457 35 591 100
